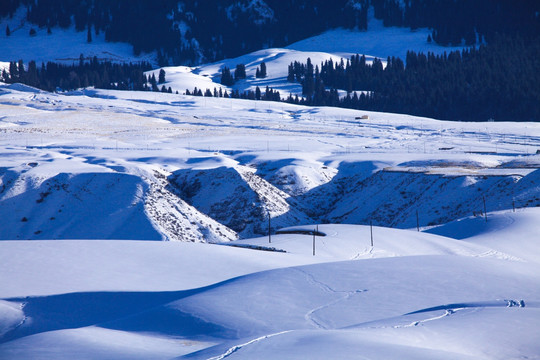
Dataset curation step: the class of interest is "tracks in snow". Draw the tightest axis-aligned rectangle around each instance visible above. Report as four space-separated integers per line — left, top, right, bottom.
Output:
207 330 292 360
295 268 367 330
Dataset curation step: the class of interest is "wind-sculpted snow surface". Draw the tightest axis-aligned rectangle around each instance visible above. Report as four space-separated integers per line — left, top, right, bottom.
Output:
1 232 539 359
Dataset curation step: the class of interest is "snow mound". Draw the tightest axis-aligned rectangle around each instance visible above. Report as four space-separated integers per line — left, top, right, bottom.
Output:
426 207 540 265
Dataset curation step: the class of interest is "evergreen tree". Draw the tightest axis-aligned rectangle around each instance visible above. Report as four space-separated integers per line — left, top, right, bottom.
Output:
287 64 295 82
150 74 158 91
17 59 25 79
158 69 166 84
234 64 246 80
255 86 261 100
87 24 92 43
303 58 314 97
256 62 267 78
6 25 10 36
220 66 234 86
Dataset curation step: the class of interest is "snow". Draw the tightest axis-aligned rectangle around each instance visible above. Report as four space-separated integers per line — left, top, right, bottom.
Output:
1 234 538 359
1 10 539 358
426 207 540 265
0 83 539 359
0 7 156 66
1 84 539 242
142 6 468 99
287 7 465 61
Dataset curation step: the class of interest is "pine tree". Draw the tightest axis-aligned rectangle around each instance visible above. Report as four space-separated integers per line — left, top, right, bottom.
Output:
234 64 246 80
256 62 267 78
150 74 158 91
87 24 92 43
158 69 166 84
255 86 261 100
220 66 234 86
17 60 25 80
303 58 314 97
6 25 10 36
9 61 17 81
287 64 295 82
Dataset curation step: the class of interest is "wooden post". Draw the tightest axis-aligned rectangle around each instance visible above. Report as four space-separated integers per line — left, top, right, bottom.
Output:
313 227 316 256
416 210 420 232
483 196 487 222
370 220 373 247
268 211 271 243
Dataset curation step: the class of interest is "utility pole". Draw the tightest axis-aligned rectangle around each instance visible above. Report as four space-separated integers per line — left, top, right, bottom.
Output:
313 225 317 256
370 220 373 247
483 196 488 222
268 211 271 243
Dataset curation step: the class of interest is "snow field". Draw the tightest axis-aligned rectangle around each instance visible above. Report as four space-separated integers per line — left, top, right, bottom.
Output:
1 226 539 359
1 6 539 358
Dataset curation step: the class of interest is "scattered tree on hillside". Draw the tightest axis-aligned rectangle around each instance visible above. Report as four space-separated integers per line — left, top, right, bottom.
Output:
6 25 10 36
220 66 234 86
234 64 246 80
158 69 166 84
256 62 267 78
87 25 92 43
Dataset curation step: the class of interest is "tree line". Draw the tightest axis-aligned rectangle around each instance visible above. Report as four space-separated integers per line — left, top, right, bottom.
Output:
286 35 540 121
1 56 153 92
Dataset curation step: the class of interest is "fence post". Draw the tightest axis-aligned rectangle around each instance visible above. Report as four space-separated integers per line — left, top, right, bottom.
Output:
370 220 373 247
268 210 271 243
483 196 487 222
313 227 316 256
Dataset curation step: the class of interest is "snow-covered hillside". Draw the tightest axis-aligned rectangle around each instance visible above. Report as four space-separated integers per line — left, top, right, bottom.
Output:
1 83 539 241
147 10 466 98
1 213 539 359
0 7 155 66
1 79 539 359
2 3 539 358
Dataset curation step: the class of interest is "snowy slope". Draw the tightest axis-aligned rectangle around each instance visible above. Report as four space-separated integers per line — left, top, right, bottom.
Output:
0 81 539 359
144 6 466 99
286 7 465 61
1 83 539 241
1 5 539 359
1 220 539 359
0 7 155 65
426 207 540 264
